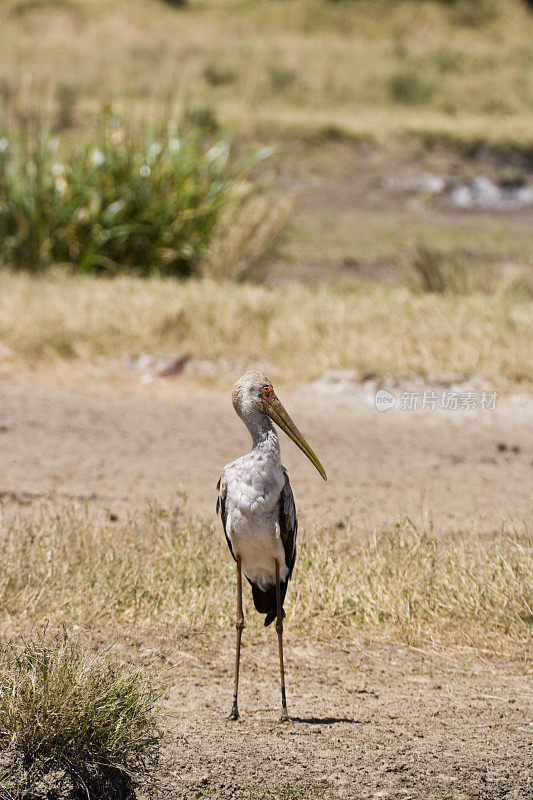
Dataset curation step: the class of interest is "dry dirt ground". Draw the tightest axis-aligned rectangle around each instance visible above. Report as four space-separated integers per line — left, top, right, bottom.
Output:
1 373 532 799
1 373 531 533
138 635 532 800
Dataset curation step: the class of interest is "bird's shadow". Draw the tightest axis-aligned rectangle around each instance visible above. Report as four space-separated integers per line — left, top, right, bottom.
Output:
290 716 362 725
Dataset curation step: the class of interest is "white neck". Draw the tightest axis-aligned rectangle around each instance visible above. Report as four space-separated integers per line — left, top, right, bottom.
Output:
240 408 281 456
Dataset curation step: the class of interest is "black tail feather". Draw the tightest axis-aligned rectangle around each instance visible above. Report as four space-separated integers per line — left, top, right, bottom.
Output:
249 580 287 627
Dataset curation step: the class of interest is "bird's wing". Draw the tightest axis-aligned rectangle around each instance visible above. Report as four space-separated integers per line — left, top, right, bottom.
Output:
279 468 298 577
216 471 236 561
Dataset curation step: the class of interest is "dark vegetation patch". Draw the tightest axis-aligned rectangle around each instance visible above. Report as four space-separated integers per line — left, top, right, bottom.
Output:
0 750 133 800
8 0 77 17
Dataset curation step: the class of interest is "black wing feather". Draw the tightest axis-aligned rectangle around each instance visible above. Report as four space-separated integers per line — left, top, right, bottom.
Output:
255 469 298 627
216 474 235 561
279 468 298 581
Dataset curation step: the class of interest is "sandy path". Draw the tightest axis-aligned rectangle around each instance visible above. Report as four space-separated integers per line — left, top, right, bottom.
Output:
0 376 531 534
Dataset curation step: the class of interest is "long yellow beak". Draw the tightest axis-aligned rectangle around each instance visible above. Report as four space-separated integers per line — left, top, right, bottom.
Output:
266 396 327 481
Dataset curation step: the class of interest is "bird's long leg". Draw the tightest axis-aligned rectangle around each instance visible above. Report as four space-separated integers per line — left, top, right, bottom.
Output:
228 554 244 720
275 558 290 723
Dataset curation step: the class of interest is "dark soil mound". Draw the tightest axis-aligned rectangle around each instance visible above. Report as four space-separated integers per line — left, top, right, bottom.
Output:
0 750 133 800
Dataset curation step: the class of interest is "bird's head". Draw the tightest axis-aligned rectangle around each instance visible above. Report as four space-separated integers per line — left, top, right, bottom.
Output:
232 370 327 481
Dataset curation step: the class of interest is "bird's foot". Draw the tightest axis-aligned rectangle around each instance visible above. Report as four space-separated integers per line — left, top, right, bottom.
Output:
227 707 240 721
278 711 291 724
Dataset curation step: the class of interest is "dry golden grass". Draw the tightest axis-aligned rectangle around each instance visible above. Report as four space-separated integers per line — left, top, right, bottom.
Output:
1 271 531 386
205 192 295 281
0 634 161 770
0 501 530 657
0 0 532 147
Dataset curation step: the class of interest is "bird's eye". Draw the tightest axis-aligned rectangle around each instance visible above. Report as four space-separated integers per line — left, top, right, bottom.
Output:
262 385 272 398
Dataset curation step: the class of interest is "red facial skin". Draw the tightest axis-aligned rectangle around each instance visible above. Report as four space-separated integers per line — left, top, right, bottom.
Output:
261 385 275 411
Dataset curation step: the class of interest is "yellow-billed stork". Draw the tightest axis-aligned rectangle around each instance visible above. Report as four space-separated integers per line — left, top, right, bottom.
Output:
217 370 327 722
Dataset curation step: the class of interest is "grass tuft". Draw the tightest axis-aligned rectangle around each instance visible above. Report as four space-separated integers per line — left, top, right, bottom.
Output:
410 245 531 295
0 634 161 795
204 191 295 281
299 521 532 653
203 63 238 88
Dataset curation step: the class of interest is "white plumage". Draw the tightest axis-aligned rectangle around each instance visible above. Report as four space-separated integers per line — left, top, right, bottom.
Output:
219 427 293 588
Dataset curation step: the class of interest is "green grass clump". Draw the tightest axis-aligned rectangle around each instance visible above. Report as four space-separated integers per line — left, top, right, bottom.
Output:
388 67 436 106
0 118 284 277
0 634 161 783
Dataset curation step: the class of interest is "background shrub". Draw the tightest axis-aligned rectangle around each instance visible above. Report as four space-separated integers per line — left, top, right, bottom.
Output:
0 118 288 278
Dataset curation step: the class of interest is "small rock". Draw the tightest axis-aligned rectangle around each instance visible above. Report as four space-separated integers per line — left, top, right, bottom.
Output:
157 354 191 378
184 358 220 377
386 173 445 195
127 352 158 372
450 175 533 211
